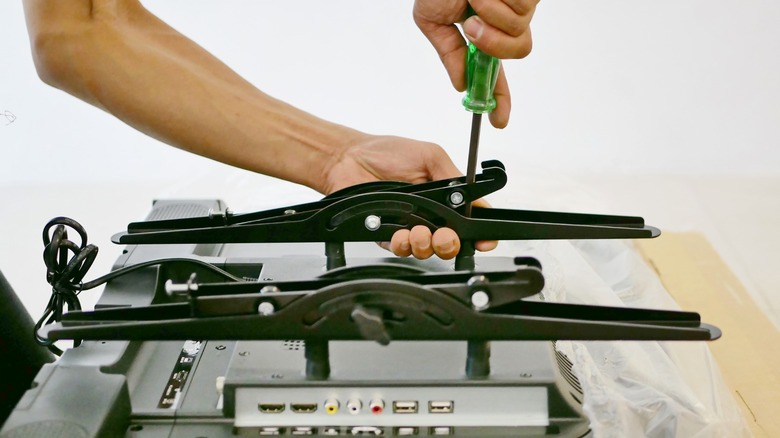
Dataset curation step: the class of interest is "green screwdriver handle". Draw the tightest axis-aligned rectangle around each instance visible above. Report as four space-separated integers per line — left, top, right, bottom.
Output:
462 16 499 113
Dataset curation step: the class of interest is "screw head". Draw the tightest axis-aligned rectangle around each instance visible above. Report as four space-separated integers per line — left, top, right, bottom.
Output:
258 301 275 315
470 290 490 310
449 191 465 205
364 215 381 231
260 285 280 294
467 275 487 287
284 209 296 215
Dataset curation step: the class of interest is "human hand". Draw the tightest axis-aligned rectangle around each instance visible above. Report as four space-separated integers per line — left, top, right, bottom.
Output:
413 0 539 128
322 134 498 260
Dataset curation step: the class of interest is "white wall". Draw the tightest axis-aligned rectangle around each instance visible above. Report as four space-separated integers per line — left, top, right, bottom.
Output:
2 0 779 185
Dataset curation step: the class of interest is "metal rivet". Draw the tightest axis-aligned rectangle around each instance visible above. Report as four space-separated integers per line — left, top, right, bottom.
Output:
364 215 381 231
284 209 296 215
258 301 275 315
471 290 490 310
449 191 465 205
215 345 227 351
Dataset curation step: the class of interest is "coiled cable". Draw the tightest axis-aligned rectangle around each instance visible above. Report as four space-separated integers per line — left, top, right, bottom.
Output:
38 217 242 355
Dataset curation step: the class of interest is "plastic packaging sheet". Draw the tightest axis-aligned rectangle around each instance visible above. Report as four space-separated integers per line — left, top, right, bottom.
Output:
493 239 751 438
166 166 752 438
487 168 752 438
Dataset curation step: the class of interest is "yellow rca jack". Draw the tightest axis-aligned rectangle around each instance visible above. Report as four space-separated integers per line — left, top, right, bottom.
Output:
324 398 340 415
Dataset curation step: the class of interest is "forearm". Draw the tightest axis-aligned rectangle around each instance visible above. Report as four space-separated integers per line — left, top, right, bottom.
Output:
23 0 363 192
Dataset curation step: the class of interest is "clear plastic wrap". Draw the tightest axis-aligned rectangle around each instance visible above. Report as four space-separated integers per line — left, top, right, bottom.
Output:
495 239 750 437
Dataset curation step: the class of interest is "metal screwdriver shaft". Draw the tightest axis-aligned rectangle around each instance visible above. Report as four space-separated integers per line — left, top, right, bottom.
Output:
455 25 500 271
464 112 482 217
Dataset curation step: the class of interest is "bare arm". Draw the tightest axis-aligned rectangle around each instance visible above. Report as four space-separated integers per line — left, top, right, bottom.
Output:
22 0 369 192
22 0 493 259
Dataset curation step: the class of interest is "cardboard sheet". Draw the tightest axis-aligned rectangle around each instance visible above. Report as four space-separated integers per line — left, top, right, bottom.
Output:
637 233 780 438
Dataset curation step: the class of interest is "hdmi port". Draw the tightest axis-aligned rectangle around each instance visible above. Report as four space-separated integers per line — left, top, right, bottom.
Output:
258 403 285 413
290 403 318 413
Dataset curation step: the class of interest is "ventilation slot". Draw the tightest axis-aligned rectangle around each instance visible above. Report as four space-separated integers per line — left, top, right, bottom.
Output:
282 340 305 351
552 342 583 396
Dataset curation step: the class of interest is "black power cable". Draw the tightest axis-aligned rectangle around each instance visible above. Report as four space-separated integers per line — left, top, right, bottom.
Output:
37 217 242 355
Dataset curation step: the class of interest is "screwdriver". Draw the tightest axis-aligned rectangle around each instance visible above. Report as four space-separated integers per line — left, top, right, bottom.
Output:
462 24 500 217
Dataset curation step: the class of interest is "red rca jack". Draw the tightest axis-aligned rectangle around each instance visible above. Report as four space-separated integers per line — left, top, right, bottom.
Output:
369 399 385 414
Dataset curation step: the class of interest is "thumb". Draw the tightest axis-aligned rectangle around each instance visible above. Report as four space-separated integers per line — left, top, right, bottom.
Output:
423 144 463 181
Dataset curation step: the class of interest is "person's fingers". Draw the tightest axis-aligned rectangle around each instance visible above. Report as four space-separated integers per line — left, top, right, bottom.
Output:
468 0 536 40
431 227 461 260
488 64 510 128
462 15 533 60
472 198 491 209
389 229 413 257
414 19 469 91
475 239 499 252
469 198 498 251
409 225 435 259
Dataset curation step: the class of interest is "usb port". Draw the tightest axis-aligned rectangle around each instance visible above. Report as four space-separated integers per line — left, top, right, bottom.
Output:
430 426 453 435
260 426 284 435
394 426 418 435
258 403 285 413
292 426 315 435
392 401 418 414
290 403 318 413
428 401 454 413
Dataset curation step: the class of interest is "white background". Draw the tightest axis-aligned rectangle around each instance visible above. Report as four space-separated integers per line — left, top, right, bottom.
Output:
1 1 779 324
2 0 779 182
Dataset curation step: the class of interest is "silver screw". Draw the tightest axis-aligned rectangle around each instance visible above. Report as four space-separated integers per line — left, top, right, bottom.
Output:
470 290 490 310
164 280 189 296
260 285 280 294
449 191 465 205
467 275 487 287
258 301 275 315
364 215 381 231
284 209 296 215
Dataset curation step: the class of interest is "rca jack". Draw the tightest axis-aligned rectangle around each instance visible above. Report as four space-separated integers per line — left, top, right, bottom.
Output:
324 398 340 415
346 399 362 415
369 399 385 414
